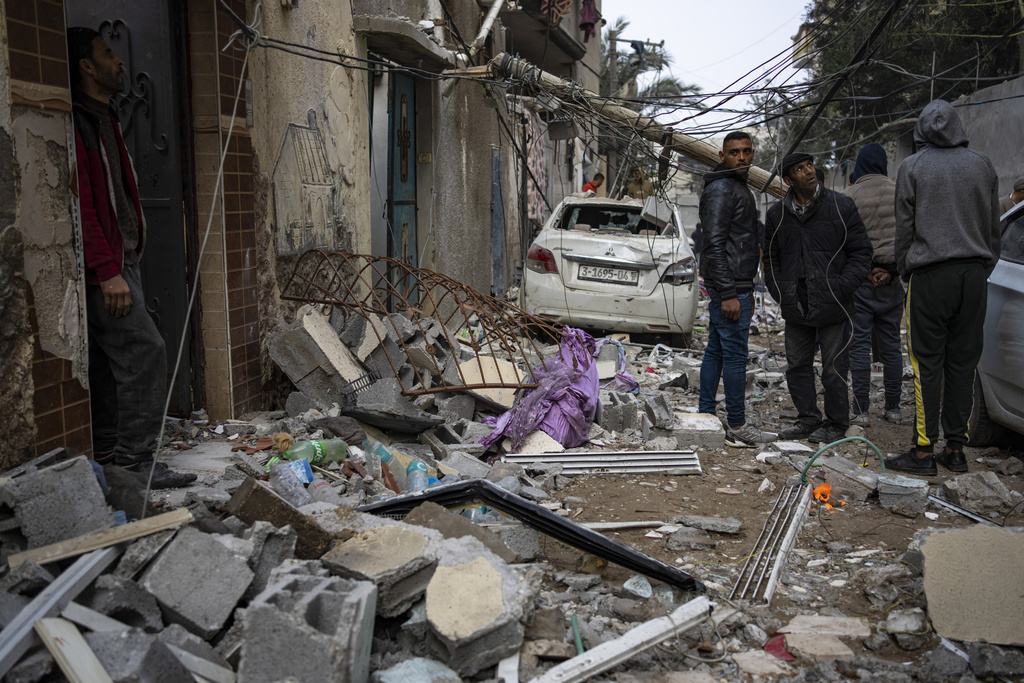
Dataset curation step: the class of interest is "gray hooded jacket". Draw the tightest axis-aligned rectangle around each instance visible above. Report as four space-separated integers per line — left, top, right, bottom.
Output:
894 100 1001 278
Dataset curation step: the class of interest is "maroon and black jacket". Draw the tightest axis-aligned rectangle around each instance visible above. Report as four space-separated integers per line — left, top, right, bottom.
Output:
72 95 146 285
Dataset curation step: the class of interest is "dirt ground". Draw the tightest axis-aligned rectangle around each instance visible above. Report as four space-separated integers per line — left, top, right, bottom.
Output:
526 315 1024 666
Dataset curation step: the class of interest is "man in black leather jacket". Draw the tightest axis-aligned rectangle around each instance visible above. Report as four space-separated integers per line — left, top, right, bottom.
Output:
764 153 872 444
698 132 764 447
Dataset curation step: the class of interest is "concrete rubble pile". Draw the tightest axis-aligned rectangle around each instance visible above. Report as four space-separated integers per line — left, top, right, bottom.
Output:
3 297 1024 682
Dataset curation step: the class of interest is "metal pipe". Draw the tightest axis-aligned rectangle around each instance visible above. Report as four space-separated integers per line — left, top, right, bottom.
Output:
753 485 805 598
730 484 791 600
470 0 505 58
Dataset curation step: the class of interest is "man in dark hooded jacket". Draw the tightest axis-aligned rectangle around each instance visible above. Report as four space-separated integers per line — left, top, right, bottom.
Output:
764 153 872 444
886 100 1001 476
843 143 904 426
698 132 764 447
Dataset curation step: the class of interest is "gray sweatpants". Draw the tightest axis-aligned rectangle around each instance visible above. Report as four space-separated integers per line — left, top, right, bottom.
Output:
87 263 167 465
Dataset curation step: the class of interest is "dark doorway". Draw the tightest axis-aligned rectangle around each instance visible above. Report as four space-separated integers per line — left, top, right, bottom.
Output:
65 0 193 414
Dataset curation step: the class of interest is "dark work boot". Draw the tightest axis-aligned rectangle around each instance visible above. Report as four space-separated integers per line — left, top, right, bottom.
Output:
120 459 198 489
778 422 822 440
885 448 937 476
935 445 968 473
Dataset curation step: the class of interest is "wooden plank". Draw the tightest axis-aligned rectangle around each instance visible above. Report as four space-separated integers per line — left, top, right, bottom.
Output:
528 596 711 683
0 548 120 678
34 618 113 683
165 644 236 683
8 509 192 570
61 602 129 633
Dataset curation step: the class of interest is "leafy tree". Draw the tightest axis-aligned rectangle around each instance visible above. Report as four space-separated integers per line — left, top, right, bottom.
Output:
777 0 1022 164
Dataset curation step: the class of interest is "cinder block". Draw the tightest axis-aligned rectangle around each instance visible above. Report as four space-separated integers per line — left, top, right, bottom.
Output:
83 574 164 633
438 449 492 479
237 574 377 683
0 456 115 548
598 392 642 433
372 657 461 683
157 623 232 670
644 393 675 429
0 561 54 595
85 628 192 682
436 394 476 422
226 477 335 559
140 527 254 639
321 524 438 617
877 473 929 512
672 413 726 450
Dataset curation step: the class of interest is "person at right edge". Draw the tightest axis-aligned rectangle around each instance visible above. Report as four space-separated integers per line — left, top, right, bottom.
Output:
885 99 1001 476
68 27 196 489
764 153 872 444
698 131 765 448
842 143 904 426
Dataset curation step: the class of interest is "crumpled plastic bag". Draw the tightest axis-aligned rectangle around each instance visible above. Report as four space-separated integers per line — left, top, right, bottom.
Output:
480 328 599 453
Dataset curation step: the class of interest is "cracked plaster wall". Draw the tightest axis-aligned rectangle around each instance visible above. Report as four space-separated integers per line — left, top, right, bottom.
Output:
247 0 369 334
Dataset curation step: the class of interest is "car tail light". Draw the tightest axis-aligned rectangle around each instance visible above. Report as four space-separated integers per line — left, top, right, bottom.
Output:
661 257 695 285
526 244 558 274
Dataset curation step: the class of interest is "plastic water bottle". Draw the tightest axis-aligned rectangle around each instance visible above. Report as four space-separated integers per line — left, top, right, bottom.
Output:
363 440 406 491
406 460 429 492
281 439 349 466
269 462 312 507
308 480 345 506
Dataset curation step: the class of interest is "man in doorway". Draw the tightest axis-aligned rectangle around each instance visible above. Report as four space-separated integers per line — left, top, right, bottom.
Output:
582 173 604 193
698 132 764 447
886 99 1001 476
624 167 654 200
843 143 904 426
67 27 195 488
764 153 872 443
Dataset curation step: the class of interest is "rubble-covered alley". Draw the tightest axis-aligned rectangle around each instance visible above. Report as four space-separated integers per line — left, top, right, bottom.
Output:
2 291 1023 683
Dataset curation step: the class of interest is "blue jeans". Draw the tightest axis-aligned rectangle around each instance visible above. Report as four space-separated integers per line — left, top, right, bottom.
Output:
699 290 753 427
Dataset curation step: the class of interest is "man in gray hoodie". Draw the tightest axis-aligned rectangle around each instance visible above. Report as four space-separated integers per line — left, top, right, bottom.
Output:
886 99 1001 476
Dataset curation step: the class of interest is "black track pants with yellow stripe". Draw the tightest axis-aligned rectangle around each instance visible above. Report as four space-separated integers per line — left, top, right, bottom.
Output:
905 262 987 452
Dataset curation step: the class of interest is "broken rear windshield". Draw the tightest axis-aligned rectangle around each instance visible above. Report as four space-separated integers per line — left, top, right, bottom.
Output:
557 205 677 237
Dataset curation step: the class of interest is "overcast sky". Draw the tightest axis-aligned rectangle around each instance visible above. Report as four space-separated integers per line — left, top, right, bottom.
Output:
599 0 812 139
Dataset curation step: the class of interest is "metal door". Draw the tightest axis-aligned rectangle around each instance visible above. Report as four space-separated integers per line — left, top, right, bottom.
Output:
66 0 192 413
388 74 418 305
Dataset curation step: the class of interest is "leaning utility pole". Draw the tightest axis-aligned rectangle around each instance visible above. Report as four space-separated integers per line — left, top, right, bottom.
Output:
486 53 787 198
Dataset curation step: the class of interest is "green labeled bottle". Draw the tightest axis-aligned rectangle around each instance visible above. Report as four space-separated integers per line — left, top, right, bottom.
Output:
281 438 349 466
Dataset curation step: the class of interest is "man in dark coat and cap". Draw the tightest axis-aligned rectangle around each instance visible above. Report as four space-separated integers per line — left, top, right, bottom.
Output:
764 153 872 444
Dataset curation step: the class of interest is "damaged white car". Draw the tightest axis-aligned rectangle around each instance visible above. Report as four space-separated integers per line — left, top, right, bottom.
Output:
522 196 698 346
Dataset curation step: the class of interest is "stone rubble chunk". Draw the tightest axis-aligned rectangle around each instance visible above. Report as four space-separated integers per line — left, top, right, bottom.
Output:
784 632 855 661
669 514 743 535
83 574 164 633
0 455 115 548
969 641 1024 678
243 521 298 601
672 413 725 450
883 608 931 650
140 527 254 639
423 537 541 676
941 470 1023 515
732 650 795 677
85 628 192 683
821 455 879 502
404 501 518 563
321 523 439 617
225 477 335 559
0 561 54 595
665 526 716 551
371 657 461 683
784 614 871 638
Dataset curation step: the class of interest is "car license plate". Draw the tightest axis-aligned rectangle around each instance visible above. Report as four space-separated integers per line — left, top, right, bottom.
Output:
578 265 639 285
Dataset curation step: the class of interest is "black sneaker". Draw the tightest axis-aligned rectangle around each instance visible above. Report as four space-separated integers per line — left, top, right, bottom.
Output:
935 446 968 473
778 422 822 440
807 423 848 444
125 460 198 489
884 448 937 476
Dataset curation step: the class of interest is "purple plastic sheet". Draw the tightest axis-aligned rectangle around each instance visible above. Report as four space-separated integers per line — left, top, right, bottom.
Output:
594 339 639 394
480 328 599 453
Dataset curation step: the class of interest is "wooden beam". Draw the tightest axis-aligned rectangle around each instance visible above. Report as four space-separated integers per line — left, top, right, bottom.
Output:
528 596 712 683
34 618 114 683
7 509 193 570
61 602 129 634
0 548 119 677
488 53 787 199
